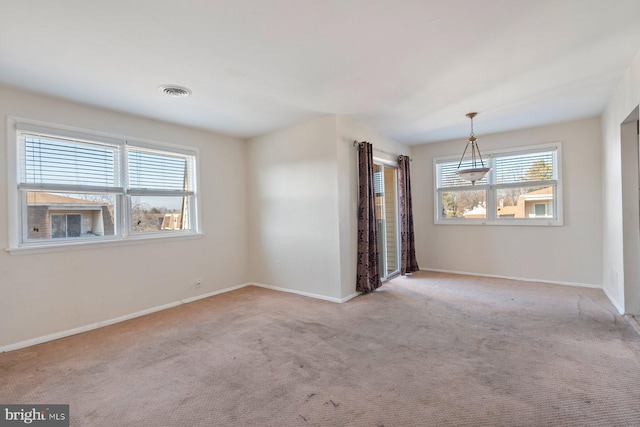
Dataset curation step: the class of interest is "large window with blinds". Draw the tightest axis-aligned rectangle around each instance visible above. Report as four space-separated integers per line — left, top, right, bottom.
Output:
434 143 562 225
11 120 199 248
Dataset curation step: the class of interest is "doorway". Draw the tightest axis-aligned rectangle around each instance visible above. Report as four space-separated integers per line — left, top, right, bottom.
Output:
621 106 640 314
373 162 400 280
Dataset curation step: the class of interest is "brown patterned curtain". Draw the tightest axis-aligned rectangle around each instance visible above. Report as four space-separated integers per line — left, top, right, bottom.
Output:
398 155 419 275
356 142 381 293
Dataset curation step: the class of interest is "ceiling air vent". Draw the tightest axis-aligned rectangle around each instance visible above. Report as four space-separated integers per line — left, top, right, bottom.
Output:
159 85 191 98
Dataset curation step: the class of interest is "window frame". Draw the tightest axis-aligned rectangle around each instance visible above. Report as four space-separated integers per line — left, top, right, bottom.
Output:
433 142 563 226
533 203 547 218
7 117 202 253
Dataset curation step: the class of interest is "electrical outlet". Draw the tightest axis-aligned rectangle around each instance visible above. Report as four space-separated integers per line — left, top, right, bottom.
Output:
275 260 281 270
195 279 202 288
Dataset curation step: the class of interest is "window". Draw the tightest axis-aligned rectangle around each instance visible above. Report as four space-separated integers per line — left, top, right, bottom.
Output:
51 214 81 238
126 144 196 235
534 203 548 217
374 161 400 279
10 120 199 250
434 143 562 225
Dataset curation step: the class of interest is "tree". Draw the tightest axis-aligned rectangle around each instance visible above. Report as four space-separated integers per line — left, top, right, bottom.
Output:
131 202 163 232
442 190 485 218
525 160 552 182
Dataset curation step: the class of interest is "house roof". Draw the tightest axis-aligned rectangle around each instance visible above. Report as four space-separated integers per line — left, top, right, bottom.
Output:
526 187 553 196
463 205 486 218
27 192 106 206
1 1 640 144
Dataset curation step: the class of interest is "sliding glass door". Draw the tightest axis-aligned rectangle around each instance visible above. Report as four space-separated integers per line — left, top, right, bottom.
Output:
373 162 400 280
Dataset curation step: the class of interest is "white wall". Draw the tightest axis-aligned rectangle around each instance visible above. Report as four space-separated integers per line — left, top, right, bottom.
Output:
247 115 343 300
411 117 603 287
247 115 409 301
602 50 640 314
0 85 249 350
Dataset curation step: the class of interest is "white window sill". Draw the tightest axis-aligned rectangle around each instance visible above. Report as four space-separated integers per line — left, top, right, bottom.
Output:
6 232 204 255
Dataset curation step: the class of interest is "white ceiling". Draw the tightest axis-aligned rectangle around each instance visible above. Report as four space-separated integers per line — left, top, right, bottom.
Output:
1 0 640 145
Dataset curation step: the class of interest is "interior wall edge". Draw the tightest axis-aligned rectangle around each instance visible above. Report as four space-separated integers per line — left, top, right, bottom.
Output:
604 285 626 315
251 282 359 303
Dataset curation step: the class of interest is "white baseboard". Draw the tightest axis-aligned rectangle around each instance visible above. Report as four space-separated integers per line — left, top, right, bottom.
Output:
339 291 361 303
625 315 640 336
180 282 251 304
603 285 625 314
251 282 359 303
419 268 601 289
0 282 253 353
0 281 362 353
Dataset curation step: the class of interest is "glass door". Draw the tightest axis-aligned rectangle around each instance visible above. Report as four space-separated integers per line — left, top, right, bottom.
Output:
373 162 400 279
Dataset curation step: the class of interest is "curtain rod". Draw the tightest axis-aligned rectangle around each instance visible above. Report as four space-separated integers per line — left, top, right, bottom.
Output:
353 140 412 161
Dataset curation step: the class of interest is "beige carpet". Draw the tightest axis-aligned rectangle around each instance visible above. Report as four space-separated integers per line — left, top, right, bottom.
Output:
1 271 639 426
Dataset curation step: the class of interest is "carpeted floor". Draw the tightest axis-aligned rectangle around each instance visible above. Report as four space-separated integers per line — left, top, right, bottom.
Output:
1 271 639 426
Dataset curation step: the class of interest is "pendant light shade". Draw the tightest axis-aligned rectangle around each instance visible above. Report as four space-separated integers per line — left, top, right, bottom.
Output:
456 112 491 185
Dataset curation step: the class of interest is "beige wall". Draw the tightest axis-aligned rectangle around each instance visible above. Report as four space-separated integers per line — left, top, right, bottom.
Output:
0 85 249 349
247 115 343 300
411 117 603 287
602 49 640 314
247 115 410 301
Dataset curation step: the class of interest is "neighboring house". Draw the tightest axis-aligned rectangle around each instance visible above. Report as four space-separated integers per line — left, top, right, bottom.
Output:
462 187 554 219
463 204 487 219
497 187 554 219
27 192 114 240
161 213 183 230
496 205 518 218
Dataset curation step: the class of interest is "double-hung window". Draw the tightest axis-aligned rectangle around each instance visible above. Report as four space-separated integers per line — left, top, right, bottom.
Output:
10 120 199 250
434 143 562 225
127 143 196 234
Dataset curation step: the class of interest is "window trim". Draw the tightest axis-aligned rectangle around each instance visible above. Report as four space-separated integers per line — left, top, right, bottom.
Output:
433 142 563 226
6 117 202 254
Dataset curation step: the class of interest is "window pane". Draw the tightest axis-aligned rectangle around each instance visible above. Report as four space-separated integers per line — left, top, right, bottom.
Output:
67 214 81 237
26 192 115 240
50 214 66 238
494 151 554 185
495 186 555 219
130 196 190 233
440 190 486 219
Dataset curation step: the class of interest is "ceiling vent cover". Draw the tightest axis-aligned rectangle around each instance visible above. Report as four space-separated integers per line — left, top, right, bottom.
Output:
159 85 191 98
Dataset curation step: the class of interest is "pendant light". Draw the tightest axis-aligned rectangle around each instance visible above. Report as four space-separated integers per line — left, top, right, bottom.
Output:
456 112 491 184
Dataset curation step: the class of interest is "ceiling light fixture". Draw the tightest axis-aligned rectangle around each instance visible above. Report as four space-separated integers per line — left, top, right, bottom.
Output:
456 112 491 184
159 85 192 98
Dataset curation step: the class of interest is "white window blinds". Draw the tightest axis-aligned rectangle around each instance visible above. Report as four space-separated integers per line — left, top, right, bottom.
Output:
17 128 122 193
494 150 555 185
126 145 195 196
438 159 489 188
